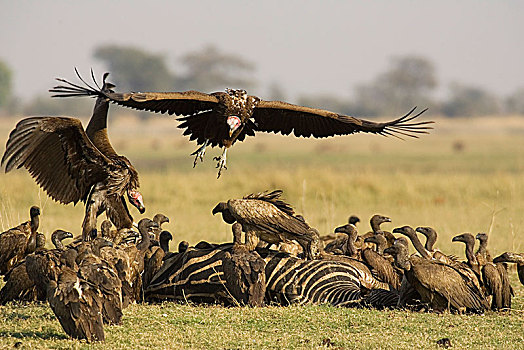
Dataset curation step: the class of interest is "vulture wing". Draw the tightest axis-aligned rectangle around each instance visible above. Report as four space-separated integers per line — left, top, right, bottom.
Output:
50 74 219 117
228 199 312 239
2 117 111 205
253 100 432 139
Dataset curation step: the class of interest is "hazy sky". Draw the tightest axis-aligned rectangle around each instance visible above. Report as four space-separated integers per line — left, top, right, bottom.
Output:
1 0 522 102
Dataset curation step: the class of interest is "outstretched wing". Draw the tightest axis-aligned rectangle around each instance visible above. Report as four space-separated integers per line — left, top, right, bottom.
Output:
252 100 432 139
2 117 110 204
50 72 220 117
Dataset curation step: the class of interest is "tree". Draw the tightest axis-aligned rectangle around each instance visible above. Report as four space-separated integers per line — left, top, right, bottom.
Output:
354 56 437 115
94 45 176 92
0 59 13 109
506 87 524 115
442 83 501 117
177 45 256 92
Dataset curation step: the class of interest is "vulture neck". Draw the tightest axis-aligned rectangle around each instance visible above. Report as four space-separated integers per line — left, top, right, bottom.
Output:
345 230 358 258
463 241 477 267
424 230 437 252
52 234 64 250
137 226 151 251
374 237 387 255
476 239 488 258
160 236 170 254
86 97 118 158
406 232 431 260
26 214 39 254
370 219 382 233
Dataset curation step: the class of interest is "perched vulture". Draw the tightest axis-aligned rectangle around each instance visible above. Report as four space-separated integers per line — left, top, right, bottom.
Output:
493 252 524 286
50 71 433 177
212 189 321 259
0 206 41 275
384 243 489 313
0 229 73 305
222 223 266 307
2 74 145 241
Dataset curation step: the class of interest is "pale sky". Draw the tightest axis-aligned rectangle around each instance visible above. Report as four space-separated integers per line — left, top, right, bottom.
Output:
1 0 522 102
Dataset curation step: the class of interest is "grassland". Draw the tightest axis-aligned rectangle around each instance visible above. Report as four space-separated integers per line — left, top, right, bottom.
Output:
0 113 523 349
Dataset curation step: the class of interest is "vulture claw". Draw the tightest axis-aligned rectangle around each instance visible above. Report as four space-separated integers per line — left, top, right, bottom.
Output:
190 140 209 168
214 149 228 178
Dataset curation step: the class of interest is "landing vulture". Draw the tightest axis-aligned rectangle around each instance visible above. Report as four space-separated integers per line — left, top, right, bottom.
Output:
50 71 433 177
2 74 145 240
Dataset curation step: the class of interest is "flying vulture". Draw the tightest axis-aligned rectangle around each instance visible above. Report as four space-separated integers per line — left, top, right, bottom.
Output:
2 74 145 241
50 71 433 177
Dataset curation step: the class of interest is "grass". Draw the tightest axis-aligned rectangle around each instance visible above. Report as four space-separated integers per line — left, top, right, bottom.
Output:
0 114 523 349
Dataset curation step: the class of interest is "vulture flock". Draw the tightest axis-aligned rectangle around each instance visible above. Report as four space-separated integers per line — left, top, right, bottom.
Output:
0 71 521 343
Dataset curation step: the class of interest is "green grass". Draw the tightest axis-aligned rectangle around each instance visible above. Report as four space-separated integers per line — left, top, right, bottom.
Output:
0 114 523 349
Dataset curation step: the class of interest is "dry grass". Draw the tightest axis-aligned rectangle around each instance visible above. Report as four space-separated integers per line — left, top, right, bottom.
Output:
0 114 523 349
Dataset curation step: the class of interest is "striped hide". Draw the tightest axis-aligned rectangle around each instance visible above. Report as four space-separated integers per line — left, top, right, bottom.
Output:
145 244 362 307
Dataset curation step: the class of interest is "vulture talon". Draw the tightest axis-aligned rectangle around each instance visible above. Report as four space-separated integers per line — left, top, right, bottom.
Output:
191 140 209 168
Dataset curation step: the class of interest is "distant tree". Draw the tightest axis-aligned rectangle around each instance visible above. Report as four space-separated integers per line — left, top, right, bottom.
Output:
0 59 13 109
94 45 176 92
23 95 93 118
354 56 437 115
442 83 501 117
177 45 256 91
506 87 524 115
267 82 287 101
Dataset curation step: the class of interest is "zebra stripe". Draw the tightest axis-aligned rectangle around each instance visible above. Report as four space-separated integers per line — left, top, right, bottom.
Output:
145 244 362 306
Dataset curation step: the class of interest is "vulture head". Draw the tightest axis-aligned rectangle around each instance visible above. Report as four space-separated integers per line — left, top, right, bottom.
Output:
159 230 173 253
127 189 145 214
392 226 417 239
153 213 170 226
51 229 74 250
475 233 488 245
30 206 41 218
493 252 524 264
178 241 189 253
334 223 358 240
212 202 236 224
348 215 360 225
452 233 475 246
370 214 391 227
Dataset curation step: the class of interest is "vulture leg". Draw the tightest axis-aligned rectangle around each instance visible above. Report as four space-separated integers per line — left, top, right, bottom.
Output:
214 147 228 178
82 184 106 241
191 139 210 168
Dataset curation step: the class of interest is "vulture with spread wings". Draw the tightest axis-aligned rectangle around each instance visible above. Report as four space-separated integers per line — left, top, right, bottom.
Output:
50 71 433 177
2 74 145 241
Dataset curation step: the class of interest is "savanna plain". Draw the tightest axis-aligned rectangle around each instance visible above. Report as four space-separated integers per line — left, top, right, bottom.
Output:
0 113 523 349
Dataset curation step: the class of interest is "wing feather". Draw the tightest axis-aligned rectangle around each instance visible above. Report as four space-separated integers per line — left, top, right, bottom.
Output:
51 74 219 117
2 117 111 204
253 101 433 139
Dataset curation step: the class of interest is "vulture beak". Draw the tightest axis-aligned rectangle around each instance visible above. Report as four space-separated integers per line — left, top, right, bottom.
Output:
128 189 146 214
212 203 224 215
226 116 241 138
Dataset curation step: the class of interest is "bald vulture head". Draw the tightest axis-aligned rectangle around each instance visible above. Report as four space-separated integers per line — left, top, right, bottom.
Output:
212 202 236 224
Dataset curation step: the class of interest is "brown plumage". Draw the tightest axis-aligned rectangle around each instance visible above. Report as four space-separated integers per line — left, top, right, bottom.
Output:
384 243 489 313
212 190 321 259
452 233 511 311
222 223 266 306
76 239 123 325
50 72 433 177
416 227 457 264
0 229 73 305
2 74 145 241
143 231 172 289
475 233 492 266
324 224 359 256
393 226 432 260
493 252 524 286
152 213 170 240
123 218 158 302
0 206 41 275
362 234 401 289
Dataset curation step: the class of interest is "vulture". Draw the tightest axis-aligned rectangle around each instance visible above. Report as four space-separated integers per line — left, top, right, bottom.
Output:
50 71 433 178
393 226 432 260
452 233 511 310
362 234 401 289
0 229 73 305
475 233 492 266
324 223 359 256
152 213 170 240
493 252 524 286
222 223 266 307
0 206 41 275
384 243 489 313
143 230 173 289
320 215 360 245
2 74 145 241
212 189 321 259
416 227 457 264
